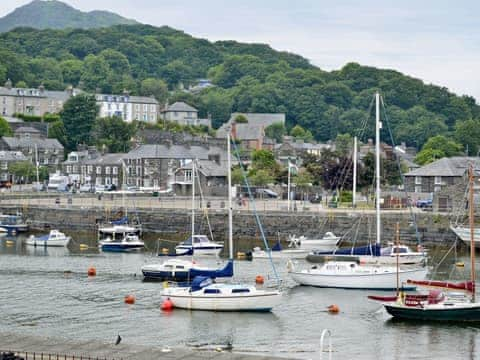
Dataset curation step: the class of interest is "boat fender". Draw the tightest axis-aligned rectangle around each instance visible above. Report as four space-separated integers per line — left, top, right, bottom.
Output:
255 275 264 284
161 298 174 311
327 304 339 314
87 267 96 277
286 259 294 272
124 294 135 304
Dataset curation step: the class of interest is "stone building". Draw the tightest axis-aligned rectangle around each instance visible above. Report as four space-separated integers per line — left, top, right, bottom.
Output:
96 92 159 123
173 159 227 196
0 81 79 117
160 101 210 127
62 147 100 184
0 150 28 183
274 136 333 166
124 143 227 190
0 126 64 170
84 153 127 189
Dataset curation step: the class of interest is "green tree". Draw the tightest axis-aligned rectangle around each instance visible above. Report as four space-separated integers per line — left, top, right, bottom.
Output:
249 169 274 186
80 54 112 92
60 94 98 152
251 149 276 170
140 78 168 104
234 114 248 123
48 120 67 146
265 123 286 143
8 161 35 183
414 135 463 165
0 116 13 137
414 148 445 165
290 125 314 142
335 133 353 157
455 119 480 155
94 116 136 153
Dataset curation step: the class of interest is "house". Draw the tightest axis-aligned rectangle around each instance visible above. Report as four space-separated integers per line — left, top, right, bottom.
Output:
0 81 79 117
124 143 227 190
216 113 285 151
95 91 159 123
62 147 100 184
160 102 210 127
0 126 64 170
0 151 28 183
84 153 127 189
173 159 227 196
274 136 333 166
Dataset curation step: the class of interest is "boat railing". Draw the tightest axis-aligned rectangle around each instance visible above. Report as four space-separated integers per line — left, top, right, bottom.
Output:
319 328 332 360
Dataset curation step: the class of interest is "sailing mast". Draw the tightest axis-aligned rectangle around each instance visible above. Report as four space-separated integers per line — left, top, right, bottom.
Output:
469 164 476 301
227 131 233 260
375 92 381 248
191 159 196 240
353 136 357 208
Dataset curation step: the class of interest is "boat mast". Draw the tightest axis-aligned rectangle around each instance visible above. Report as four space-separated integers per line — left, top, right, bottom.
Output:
191 159 195 239
396 222 400 296
375 92 381 246
35 144 39 185
353 136 357 208
469 164 475 301
227 131 233 260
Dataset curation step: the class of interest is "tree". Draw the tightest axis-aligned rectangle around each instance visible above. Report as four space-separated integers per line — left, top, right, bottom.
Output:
48 120 67 146
234 114 248 123
335 133 353 157
93 116 136 153
231 167 244 185
248 169 274 186
455 119 480 156
0 116 13 137
80 54 112 92
290 125 314 142
251 149 276 170
60 94 98 152
414 135 463 165
8 161 35 183
265 123 286 143
140 78 168 104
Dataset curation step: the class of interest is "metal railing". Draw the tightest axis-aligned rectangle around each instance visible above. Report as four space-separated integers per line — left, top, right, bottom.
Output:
0 350 122 360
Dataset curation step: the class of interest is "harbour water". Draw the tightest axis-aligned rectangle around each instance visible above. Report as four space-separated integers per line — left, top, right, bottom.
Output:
0 232 479 359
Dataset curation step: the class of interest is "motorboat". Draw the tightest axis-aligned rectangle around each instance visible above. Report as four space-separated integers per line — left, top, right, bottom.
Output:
288 232 340 251
249 241 309 259
0 214 29 234
175 235 223 256
99 233 144 252
450 225 480 248
287 260 428 290
142 259 233 281
25 230 71 247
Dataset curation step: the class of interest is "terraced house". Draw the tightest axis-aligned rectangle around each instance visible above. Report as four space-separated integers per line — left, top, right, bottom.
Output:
96 91 159 123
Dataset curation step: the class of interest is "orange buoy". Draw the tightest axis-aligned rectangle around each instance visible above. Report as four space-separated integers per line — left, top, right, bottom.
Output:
161 298 174 311
327 304 340 314
124 294 135 304
255 275 265 284
87 267 96 277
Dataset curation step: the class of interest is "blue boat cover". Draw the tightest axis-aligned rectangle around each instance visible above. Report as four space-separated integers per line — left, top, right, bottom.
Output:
313 243 381 256
272 241 282 251
191 276 213 291
111 217 129 225
190 259 234 278
157 247 194 257
35 234 50 241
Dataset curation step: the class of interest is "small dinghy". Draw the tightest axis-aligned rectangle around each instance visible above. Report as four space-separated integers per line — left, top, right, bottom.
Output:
25 230 71 247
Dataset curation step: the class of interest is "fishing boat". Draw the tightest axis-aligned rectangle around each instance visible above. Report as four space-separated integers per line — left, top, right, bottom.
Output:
25 230 71 247
142 160 232 281
0 214 29 234
288 232 341 251
161 131 281 311
98 217 140 239
99 233 144 252
375 165 480 321
288 92 427 290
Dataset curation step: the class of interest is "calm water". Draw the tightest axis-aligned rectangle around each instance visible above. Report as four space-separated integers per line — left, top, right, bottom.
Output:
0 232 480 359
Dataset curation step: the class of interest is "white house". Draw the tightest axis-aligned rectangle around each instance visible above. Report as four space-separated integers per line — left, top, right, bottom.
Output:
96 92 159 123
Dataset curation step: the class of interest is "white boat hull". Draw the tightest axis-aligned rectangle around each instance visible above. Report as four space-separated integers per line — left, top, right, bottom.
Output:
175 246 222 256
251 249 309 259
289 263 428 290
162 286 281 311
25 237 70 247
313 254 426 266
450 225 480 248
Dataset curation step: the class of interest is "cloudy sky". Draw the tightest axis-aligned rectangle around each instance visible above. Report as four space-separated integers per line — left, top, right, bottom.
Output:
2 0 479 101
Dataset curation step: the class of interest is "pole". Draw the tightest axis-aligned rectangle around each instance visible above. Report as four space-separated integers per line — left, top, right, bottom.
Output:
35 144 39 185
287 162 291 212
375 92 381 246
353 136 357 208
227 132 233 260
396 222 400 296
469 165 475 301
191 159 195 239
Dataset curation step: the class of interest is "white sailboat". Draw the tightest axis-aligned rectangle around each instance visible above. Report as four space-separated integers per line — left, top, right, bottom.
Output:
450 225 480 248
161 131 281 311
288 92 428 289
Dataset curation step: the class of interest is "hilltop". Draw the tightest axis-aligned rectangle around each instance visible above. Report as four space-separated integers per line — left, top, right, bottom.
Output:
0 0 137 32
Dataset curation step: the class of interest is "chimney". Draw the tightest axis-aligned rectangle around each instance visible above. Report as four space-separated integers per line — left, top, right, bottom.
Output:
123 89 130 97
38 84 45 94
231 122 237 141
4 79 12 89
66 85 73 97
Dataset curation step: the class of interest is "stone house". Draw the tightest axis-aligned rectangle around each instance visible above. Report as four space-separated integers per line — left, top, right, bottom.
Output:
0 81 79 117
62 147 100 184
160 101 210 127
173 159 227 196
0 150 28 183
124 143 227 190
0 127 64 171
274 136 333 166
84 153 127 188
96 92 159 123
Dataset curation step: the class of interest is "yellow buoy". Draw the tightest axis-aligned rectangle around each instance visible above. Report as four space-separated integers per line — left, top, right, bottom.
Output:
79 244 89 250
161 248 169 254
237 252 246 259
6 240 14 246
456 262 465 268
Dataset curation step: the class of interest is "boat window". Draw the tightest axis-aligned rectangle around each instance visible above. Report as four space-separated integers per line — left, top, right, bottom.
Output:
183 237 193 245
164 265 173 269
232 289 250 293
393 248 408 254
176 266 184 269
204 289 220 294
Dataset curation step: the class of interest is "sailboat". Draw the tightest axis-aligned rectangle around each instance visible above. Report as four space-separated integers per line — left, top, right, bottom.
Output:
374 165 480 321
142 160 232 281
288 92 428 290
160 131 281 311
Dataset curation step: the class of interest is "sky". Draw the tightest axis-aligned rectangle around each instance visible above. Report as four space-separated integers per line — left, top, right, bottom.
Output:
1 0 479 101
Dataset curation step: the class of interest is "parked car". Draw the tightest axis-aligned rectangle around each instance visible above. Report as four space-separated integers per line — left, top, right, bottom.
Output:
416 199 432 208
79 184 93 193
256 188 279 198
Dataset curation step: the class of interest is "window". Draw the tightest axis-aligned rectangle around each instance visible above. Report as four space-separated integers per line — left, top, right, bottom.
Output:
112 167 118 175
415 186 422 193
185 170 192 182
150 104 155 111
105 167 111 175
66 165 72 173
415 176 422 185
43 158 48 165
112 178 118 186
1 162 7 170
96 166 102 175
434 185 441 192
136 166 141 175
135 104 139 111
72 165 78 173
143 104 147 111
87 165 93 174
434 176 442 185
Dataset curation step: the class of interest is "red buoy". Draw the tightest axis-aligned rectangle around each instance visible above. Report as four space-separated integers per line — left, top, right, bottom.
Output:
161 298 174 311
87 267 96 277
255 275 265 284
327 304 340 314
124 294 135 304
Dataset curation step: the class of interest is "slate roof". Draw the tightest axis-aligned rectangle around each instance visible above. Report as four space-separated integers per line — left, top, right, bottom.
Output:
15 126 41 134
96 93 158 104
180 160 227 177
124 144 225 161
0 151 27 161
163 102 198 112
128 96 158 105
0 87 78 102
2 137 63 150
228 113 285 127
404 157 480 177
84 153 126 165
